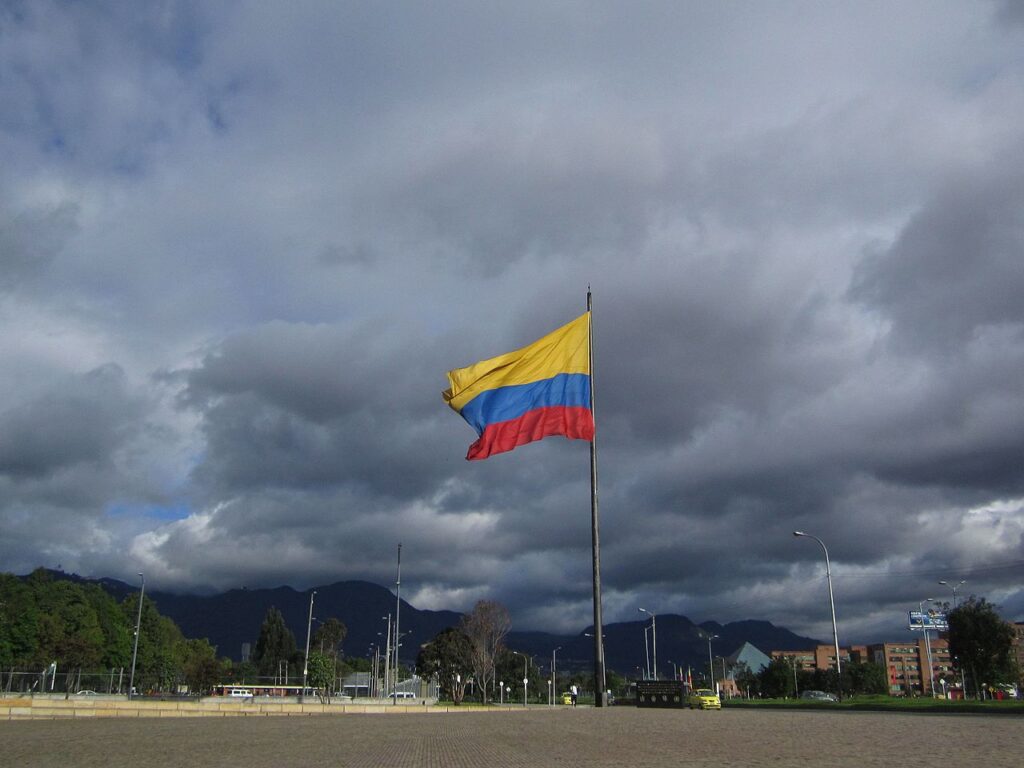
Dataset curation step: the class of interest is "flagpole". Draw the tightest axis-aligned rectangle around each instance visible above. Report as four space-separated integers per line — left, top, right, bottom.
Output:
587 288 607 707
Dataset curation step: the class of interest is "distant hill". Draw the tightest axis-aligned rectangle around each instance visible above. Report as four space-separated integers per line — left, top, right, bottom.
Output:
504 614 819 677
33 570 818 674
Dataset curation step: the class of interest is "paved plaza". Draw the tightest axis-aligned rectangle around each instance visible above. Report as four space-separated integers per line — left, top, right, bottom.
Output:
3 706 1023 767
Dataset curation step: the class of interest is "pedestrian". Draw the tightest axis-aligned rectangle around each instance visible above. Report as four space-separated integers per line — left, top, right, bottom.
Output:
570 684 578 707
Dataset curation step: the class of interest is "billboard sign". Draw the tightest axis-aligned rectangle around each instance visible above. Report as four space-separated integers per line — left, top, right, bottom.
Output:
908 610 948 631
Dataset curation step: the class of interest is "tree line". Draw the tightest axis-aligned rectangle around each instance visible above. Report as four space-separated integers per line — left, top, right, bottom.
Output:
0 569 223 694
0 569 356 697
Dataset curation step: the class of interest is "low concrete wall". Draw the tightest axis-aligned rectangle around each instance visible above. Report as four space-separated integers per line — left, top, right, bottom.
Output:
0 696 524 720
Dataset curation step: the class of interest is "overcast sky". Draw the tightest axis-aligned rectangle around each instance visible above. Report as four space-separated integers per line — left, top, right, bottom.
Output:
2 1 1023 645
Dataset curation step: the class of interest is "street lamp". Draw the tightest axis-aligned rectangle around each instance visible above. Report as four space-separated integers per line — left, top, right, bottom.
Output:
938 579 966 608
667 660 678 681
639 608 658 680
128 573 144 700
793 530 843 702
302 590 317 697
702 632 718 690
512 652 528 707
919 598 936 697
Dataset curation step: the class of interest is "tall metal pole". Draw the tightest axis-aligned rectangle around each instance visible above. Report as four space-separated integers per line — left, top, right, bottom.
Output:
128 573 144 700
587 289 607 706
639 609 657 681
705 633 717 689
642 621 650 679
920 599 936 697
793 531 843 702
393 543 402 704
551 647 561 706
382 615 391 698
302 590 316 696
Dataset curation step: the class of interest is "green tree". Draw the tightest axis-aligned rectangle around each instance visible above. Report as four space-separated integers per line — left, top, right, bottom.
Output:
252 607 297 679
734 661 760 697
416 627 473 704
845 661 887 695
0 574 39 668
181 639 223 695
306 651 335 702
312 618 347 658
759 657 797 698
947 597 1017 698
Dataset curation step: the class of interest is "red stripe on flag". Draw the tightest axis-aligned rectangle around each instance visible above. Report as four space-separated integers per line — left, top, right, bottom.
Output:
466 406 594 460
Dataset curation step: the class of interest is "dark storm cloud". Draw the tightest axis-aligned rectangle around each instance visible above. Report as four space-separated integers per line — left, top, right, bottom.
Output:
0 364 140 478
180 321 463 500
1 1 1023 643
851 165 1024 350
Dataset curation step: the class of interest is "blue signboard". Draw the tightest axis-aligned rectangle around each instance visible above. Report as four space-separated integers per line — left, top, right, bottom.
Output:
908 610 948 631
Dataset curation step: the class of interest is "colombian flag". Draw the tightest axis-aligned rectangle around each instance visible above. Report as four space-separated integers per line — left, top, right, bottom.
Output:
443 312 595 460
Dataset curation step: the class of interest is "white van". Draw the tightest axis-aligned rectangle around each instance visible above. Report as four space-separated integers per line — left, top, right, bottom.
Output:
229 688 254 698
391 691 415 699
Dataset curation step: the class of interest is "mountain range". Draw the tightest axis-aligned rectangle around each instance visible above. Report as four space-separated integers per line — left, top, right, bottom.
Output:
43 571 819 675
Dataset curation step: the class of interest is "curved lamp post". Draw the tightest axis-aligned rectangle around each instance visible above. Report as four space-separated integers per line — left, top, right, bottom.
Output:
302 590 317 697
938 579 966 608
512 651 528 707
128 573 144 700
639 608 658 680
703 632 718 690
919 598 936 697
793 531 843 702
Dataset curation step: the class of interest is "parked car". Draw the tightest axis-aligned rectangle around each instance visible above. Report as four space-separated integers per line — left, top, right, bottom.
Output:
800 690 838 702
390 691 416 699
75 690 98 696
687 688 721 710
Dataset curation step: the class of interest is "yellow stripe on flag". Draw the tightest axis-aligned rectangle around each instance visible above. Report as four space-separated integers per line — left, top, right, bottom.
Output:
443 311 590 413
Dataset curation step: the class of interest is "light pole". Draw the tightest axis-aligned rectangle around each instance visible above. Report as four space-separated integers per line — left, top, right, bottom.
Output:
393 543 402 706
667 660 678 681
381 616 391 698
703 632 718 690
499 680 504 705
641 622 650 679
639 608 658 680
128 573 144 700
302 590 316 697
551 647 561 706
716 656 728 697
938 579 966 608
793 530 843 702
513 652 528 707
919 598 936 697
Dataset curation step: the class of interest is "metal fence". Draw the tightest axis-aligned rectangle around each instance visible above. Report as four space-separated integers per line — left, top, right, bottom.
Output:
2 667 137 695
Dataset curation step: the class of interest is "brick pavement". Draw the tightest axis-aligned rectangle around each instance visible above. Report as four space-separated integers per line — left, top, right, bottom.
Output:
3 706 1023 767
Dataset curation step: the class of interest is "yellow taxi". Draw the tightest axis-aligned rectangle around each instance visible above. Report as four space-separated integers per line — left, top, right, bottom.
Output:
687 688 721 710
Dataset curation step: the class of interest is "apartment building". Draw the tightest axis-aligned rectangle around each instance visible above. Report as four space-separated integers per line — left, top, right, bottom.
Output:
869 637 954 697
770 644 866 672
